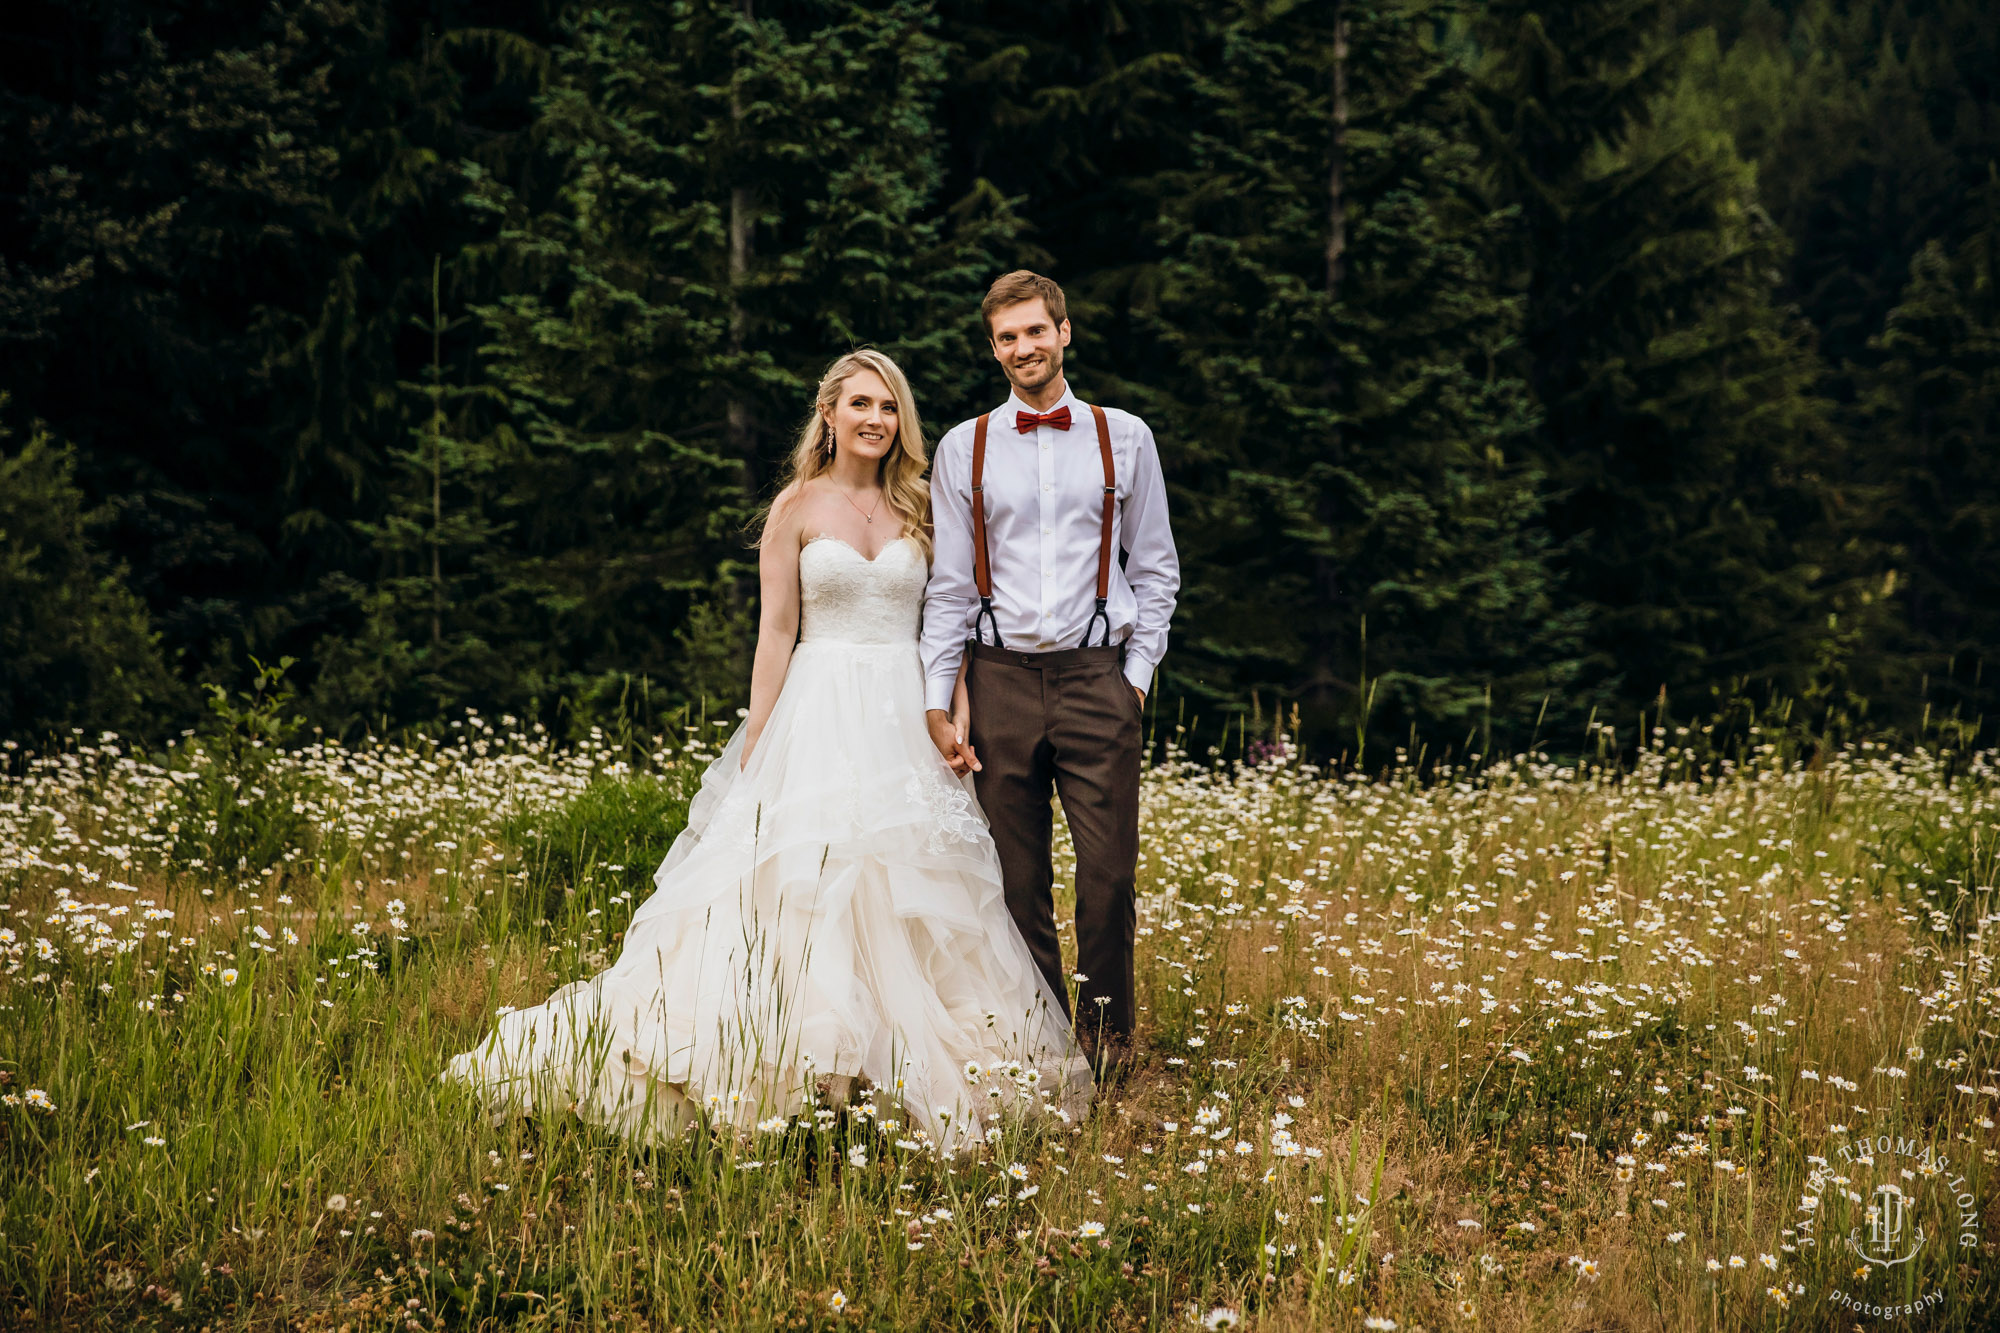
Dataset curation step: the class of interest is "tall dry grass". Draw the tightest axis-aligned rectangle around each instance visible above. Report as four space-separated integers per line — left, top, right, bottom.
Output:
2 711 1996 1330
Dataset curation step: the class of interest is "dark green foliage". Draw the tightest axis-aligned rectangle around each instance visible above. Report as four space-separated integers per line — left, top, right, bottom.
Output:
503 771 697 917
932 0 1201 296
1475 0 1853 716
1137 0 1579 753
1664 0 2000 729
153 658 321 879
0 4 351 687
1674 0 2000 372
1861 189 2000 728
0 0 561 713
310 0 1024 728
0 420 180 739
0 0 1995 757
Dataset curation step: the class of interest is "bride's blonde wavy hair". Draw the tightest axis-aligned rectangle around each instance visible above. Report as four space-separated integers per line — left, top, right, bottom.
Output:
763 348 932 560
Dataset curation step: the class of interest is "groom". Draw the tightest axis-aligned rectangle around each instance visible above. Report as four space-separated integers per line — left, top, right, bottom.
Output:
922 270 1179 1080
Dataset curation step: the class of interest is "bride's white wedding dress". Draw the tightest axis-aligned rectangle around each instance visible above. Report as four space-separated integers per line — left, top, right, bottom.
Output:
444 535 1090 1148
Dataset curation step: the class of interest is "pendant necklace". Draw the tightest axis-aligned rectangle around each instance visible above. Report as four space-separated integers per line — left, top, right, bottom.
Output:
840 485 883 524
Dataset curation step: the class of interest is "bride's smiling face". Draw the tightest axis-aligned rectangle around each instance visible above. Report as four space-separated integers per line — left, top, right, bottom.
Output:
822 369 899 466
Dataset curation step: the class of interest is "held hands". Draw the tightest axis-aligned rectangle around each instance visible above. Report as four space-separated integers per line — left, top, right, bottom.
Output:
926 709 981 776
925 688 1137 774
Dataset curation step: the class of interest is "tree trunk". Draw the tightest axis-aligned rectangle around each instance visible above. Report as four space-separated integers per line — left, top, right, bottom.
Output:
721 0 760 676
1325 4 1349 300
429 254 444 649
1315 2 1351 708
727 1 757 491
728 184 754 480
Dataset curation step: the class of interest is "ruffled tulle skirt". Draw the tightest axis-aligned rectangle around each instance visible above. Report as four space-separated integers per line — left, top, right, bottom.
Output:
442 638 1091 1149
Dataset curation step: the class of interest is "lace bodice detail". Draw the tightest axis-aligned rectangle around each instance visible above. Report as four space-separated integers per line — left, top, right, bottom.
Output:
798 537 926 645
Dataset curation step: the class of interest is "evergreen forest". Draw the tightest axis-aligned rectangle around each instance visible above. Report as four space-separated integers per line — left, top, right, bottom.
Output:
3 0 1996 759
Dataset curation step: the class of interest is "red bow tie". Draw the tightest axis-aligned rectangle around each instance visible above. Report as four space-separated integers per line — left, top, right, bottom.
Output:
1015 406 1073 433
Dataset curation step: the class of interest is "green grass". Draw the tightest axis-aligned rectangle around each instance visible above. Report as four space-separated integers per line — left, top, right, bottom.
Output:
503 770 696 921
2 722 1998 1330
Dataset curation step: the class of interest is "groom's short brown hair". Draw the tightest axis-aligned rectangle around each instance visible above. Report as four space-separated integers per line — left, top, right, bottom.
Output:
982 270 1067 337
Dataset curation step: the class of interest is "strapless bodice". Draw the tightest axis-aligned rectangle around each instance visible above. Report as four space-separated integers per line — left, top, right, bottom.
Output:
797 536 926 645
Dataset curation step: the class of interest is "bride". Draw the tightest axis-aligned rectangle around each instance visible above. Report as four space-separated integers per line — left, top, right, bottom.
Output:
444 349 1091 1149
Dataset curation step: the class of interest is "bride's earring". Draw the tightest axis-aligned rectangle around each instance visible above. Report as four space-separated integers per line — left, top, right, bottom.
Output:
821 420 836 460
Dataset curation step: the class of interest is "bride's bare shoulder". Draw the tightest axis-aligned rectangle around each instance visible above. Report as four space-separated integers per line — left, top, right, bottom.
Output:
757 481 819 563
767 479 815 521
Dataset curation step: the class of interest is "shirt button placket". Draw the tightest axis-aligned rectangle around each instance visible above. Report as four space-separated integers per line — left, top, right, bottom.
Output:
1039 423 1055 645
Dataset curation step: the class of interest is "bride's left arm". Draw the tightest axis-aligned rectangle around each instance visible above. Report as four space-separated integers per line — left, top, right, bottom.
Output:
741 485 805 768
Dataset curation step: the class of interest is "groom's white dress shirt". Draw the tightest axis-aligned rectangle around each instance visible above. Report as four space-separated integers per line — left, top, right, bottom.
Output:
921 385 1180 712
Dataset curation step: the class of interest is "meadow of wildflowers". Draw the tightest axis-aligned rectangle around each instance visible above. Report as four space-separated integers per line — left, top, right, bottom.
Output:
2 711 1997 1330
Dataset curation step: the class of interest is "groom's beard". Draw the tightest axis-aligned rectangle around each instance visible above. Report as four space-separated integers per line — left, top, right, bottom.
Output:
1006 347 1063 394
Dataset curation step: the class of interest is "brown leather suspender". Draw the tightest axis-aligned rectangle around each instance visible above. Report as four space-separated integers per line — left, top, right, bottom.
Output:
1084 404 1116 648
967 404 1117 650
969 411 1001 646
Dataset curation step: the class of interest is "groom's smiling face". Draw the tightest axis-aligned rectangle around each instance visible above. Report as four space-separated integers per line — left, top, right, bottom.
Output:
988 298 1070 395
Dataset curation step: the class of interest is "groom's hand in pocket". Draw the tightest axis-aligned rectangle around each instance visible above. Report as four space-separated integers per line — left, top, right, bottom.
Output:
927 709 980 776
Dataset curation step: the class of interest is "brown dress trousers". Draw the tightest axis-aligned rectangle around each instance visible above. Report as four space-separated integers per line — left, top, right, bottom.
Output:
966 640 1142 1040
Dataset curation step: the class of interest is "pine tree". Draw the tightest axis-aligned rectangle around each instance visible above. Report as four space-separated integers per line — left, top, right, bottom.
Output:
1672 0 2000 374
1475 0 1848 719
0 2 352 691
0 417 181 738
1861 180 2000 728
4 0 1991 746
320 0 1022 727
931 0 1203 402
0 0 558 729
1137 0 1578 756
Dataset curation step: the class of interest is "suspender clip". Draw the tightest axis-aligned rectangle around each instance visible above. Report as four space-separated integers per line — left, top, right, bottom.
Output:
975 597 1005 649
1081 596 1112 649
